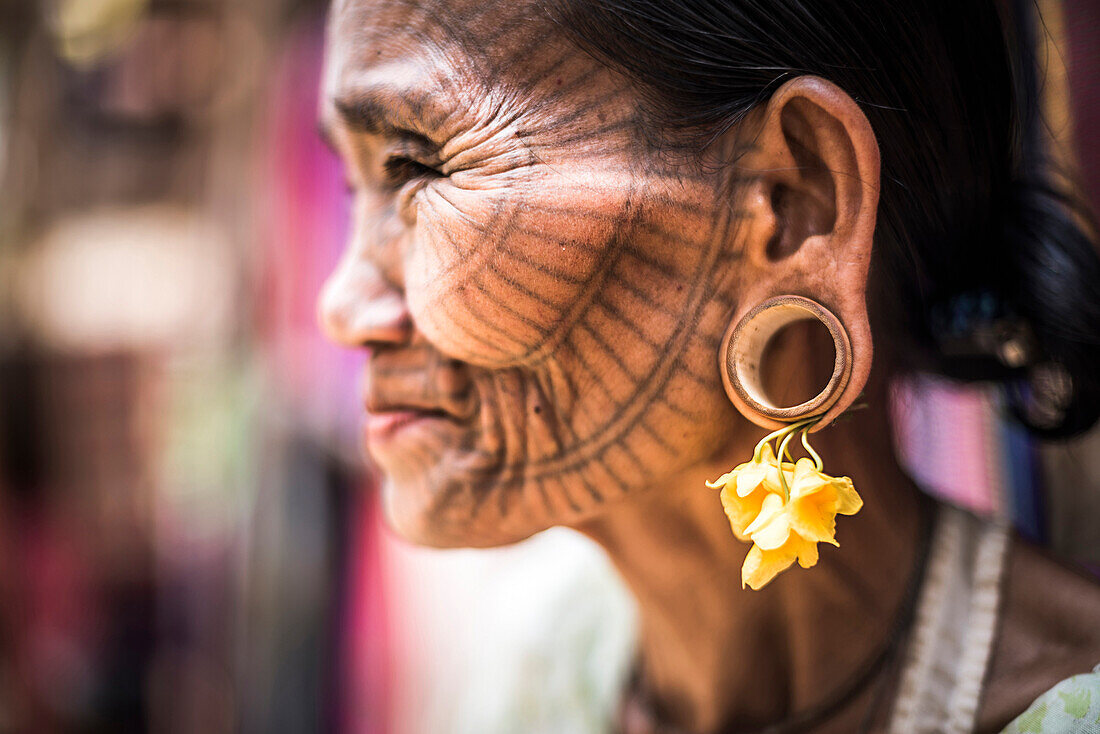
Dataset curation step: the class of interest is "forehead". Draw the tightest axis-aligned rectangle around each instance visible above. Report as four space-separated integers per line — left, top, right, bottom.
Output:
323 0 564 111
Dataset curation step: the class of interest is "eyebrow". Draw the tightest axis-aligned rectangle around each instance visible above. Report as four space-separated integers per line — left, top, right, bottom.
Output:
326 88 440 149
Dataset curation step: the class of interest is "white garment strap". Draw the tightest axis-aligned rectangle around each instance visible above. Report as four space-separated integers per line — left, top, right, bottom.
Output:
888 506 1011 734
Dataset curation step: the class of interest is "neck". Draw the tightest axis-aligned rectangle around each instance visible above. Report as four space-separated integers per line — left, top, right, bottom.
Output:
573 380 927 732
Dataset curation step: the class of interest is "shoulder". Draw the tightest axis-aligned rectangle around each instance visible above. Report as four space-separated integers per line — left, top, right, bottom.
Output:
977 537 1100 732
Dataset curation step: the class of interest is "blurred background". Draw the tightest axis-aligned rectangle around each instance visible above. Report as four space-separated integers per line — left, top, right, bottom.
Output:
0 1 1097 733
0 2 636 732
0 0 372 731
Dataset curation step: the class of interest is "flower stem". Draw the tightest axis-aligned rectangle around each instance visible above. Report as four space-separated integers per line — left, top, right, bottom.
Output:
776 429 798 499
800 427 824 471
752 415 825 498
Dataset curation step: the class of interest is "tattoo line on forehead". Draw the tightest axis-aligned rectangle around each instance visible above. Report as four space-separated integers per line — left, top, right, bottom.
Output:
330 1 648 161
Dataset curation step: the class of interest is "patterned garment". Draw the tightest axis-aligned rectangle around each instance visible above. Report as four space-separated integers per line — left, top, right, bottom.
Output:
887 506 1011 733
1002 665 1100 733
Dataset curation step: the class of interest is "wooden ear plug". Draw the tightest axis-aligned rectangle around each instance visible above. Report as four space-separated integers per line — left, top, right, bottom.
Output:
710 295 862 590
721 295 852 428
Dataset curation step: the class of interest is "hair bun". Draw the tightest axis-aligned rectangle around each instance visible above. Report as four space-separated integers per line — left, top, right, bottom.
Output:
1000 178 1100 437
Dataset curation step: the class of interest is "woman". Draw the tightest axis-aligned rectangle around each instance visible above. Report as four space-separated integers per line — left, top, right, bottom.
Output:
317 0 1100 731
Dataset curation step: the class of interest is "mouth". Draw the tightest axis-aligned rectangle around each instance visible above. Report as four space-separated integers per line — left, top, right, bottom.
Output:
359 349 478 451
364 405 453 442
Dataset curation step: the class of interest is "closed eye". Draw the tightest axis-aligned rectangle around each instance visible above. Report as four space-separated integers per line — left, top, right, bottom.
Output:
383 155 441 189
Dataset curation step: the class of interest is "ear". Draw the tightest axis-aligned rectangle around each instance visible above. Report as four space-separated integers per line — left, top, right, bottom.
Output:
725 76 880 430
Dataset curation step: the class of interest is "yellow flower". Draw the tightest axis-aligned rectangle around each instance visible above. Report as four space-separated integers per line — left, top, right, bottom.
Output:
786 458 862 544
741 531 820 591
737 458 863 590
705 442 785 496
706 443 794 540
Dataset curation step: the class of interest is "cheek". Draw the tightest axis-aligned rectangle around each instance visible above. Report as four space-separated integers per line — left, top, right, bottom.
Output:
404 173 630 367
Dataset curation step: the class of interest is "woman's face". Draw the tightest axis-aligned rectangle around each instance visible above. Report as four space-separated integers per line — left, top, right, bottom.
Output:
320 0 752 546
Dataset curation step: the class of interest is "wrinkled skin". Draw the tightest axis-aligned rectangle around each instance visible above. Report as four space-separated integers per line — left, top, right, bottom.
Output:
319 0 754 547
318 3 1100 731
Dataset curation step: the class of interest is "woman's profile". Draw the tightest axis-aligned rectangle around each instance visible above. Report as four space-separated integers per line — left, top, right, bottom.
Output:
316 0 1100 731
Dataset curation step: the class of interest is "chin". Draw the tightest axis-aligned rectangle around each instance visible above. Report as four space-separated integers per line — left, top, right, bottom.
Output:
373 442 556 549
363 392 614 548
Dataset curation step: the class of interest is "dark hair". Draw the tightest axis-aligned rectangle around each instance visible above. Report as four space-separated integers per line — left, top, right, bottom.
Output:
544 0 1100 437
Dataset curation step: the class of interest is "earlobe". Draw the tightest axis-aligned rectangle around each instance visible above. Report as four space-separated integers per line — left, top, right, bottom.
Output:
723 76 880 429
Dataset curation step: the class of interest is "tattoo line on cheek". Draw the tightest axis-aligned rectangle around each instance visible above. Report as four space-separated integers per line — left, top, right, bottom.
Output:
338 12 756 527
386 228 738 525
370 103 750 513
483 177 741 479
435 166 739 396
429 238 721 508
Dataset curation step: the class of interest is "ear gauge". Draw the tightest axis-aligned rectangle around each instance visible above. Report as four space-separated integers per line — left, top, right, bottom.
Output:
706 295 864 591
721 295 852 428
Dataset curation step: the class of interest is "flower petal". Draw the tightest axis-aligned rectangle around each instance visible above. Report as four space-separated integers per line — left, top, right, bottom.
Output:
788 494 838 544
789 459 830 499
793 536 820 569
742 492 782 533
733 443 778 497
720 485 765 540
741 542 797 590
832 476 863 515
744 493 792 550
704 470 736 489
764 462 797 494
706 463 750 489
735 463 770 497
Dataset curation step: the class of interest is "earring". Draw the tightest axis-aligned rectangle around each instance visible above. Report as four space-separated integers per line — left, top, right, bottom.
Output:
707 296 864 590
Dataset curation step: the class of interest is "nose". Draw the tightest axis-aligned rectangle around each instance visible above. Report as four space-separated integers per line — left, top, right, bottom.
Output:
318 256 412 348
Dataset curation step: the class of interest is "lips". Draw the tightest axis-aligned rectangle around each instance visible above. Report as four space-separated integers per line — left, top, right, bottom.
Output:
364 394 453 419
360 373 457 446
361 374 470 420
359 347 478 422
364 408 448 445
